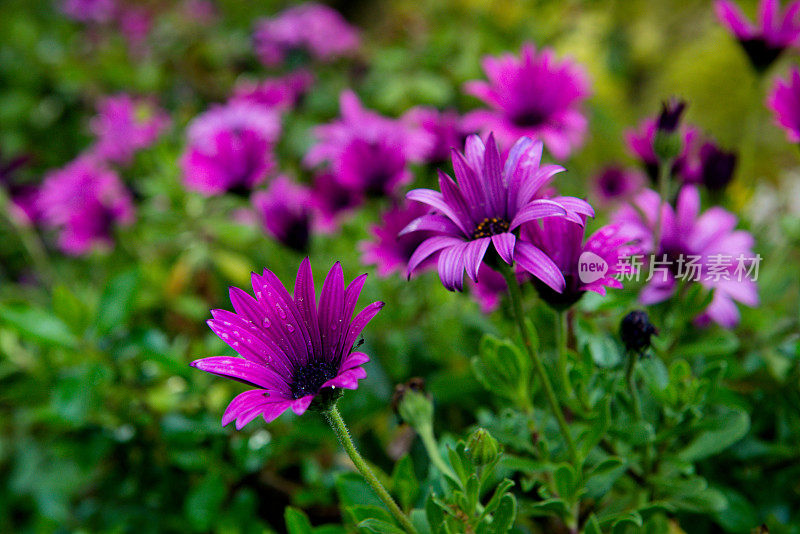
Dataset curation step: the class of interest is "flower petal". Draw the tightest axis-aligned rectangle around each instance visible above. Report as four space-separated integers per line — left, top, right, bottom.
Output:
514 240 566 292
407 188 470 236
321 366 367 390
510 199 568 229
407 235 465 275
492 232 516 264
463 237 491 282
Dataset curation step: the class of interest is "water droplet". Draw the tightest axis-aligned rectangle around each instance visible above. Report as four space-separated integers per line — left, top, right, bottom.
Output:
263 317 271 327
276 305 287 319
286 324 295 333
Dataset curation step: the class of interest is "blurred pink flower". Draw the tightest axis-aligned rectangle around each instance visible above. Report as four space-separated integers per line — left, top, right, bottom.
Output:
61 0 116 23
38 157 134 255
359 200 434 277
253 2 360 67
403 107 473 164
305 91 431 198
181 102 280 196
252 176 313 253
613 186 759 328
464 43 590 159
232 70 314 110
715 0 800 71
768 65 800 141
89 94 169 166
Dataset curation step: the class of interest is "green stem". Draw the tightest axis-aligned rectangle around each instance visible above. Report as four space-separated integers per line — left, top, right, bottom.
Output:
556 310 574 399
499 263 579 466
652 156 673 255
624 351 652 476
417 422 458 482
325 405 418 534
0 191 56 287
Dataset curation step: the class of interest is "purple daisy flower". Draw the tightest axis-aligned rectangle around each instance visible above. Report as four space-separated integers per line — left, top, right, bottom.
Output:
89 94 169 166
190 258 383 428
305 91 431 198
37 157 134 255
403 133 594 292
715 0 800 71
232 70 314 111
625 118 704 183
308 171 363 233
463 43 590 159
698 142 737 191
252 176 313 253
253 2 360 67
402 107 473 164
613 186 759 328
521 217 641 309
768 65 800 142
181 102 280 196
359 200 434 277
592 166 645 205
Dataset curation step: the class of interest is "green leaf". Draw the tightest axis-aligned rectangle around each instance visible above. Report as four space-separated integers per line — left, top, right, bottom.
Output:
345 505 393 526
95 268 140 334
336 472 384 508
488 493 516 534
285 506 314 534
526 498 570 518
584 457 627 498
391 454 419 510
553 464 579 502
51 284 87 334
358 519 405 534
678 408 750 462
583 514 602 534
713 486 759 533
0 304 77 348
472 334 531 406
482 479 514 515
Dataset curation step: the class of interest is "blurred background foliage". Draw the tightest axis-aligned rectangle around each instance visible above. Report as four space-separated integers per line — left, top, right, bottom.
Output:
0 0 799 532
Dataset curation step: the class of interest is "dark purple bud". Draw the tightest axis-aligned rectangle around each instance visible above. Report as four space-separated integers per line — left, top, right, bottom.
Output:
619 310 658 354
656 99 687 134
700 142 737 191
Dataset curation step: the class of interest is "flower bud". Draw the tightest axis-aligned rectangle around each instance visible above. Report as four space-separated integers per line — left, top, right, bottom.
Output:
465 428 500 466
699 142 737 191
392 378 433 431
653 99 687 162
619 310 658 354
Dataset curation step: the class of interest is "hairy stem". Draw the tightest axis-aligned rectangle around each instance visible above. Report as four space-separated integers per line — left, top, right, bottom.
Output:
325 405 418 534
417 422 459 482
652 156 673 255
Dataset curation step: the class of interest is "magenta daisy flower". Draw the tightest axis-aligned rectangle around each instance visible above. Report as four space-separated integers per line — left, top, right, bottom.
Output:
402 107 472 164
625 118 704 183
360 200 434 277
232 70 314 111
37 157 134 255
308 171 363 233
252 176 313 253
715 0 800 71
305 91 431 198
89 94 169 166
191 258 383 428
768 65 800 142
403 133 594 292
592 166 645 205
613 186 759 328
253 2 360 67
521 217 641 309
181 102 280 196
463 43 590 159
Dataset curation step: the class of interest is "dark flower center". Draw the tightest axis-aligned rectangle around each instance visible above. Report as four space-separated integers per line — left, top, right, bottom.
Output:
291 359 339 399
511 108 548 128
282 217 311 253
739 38 783 72
472 217 510 239
533 274 585 311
